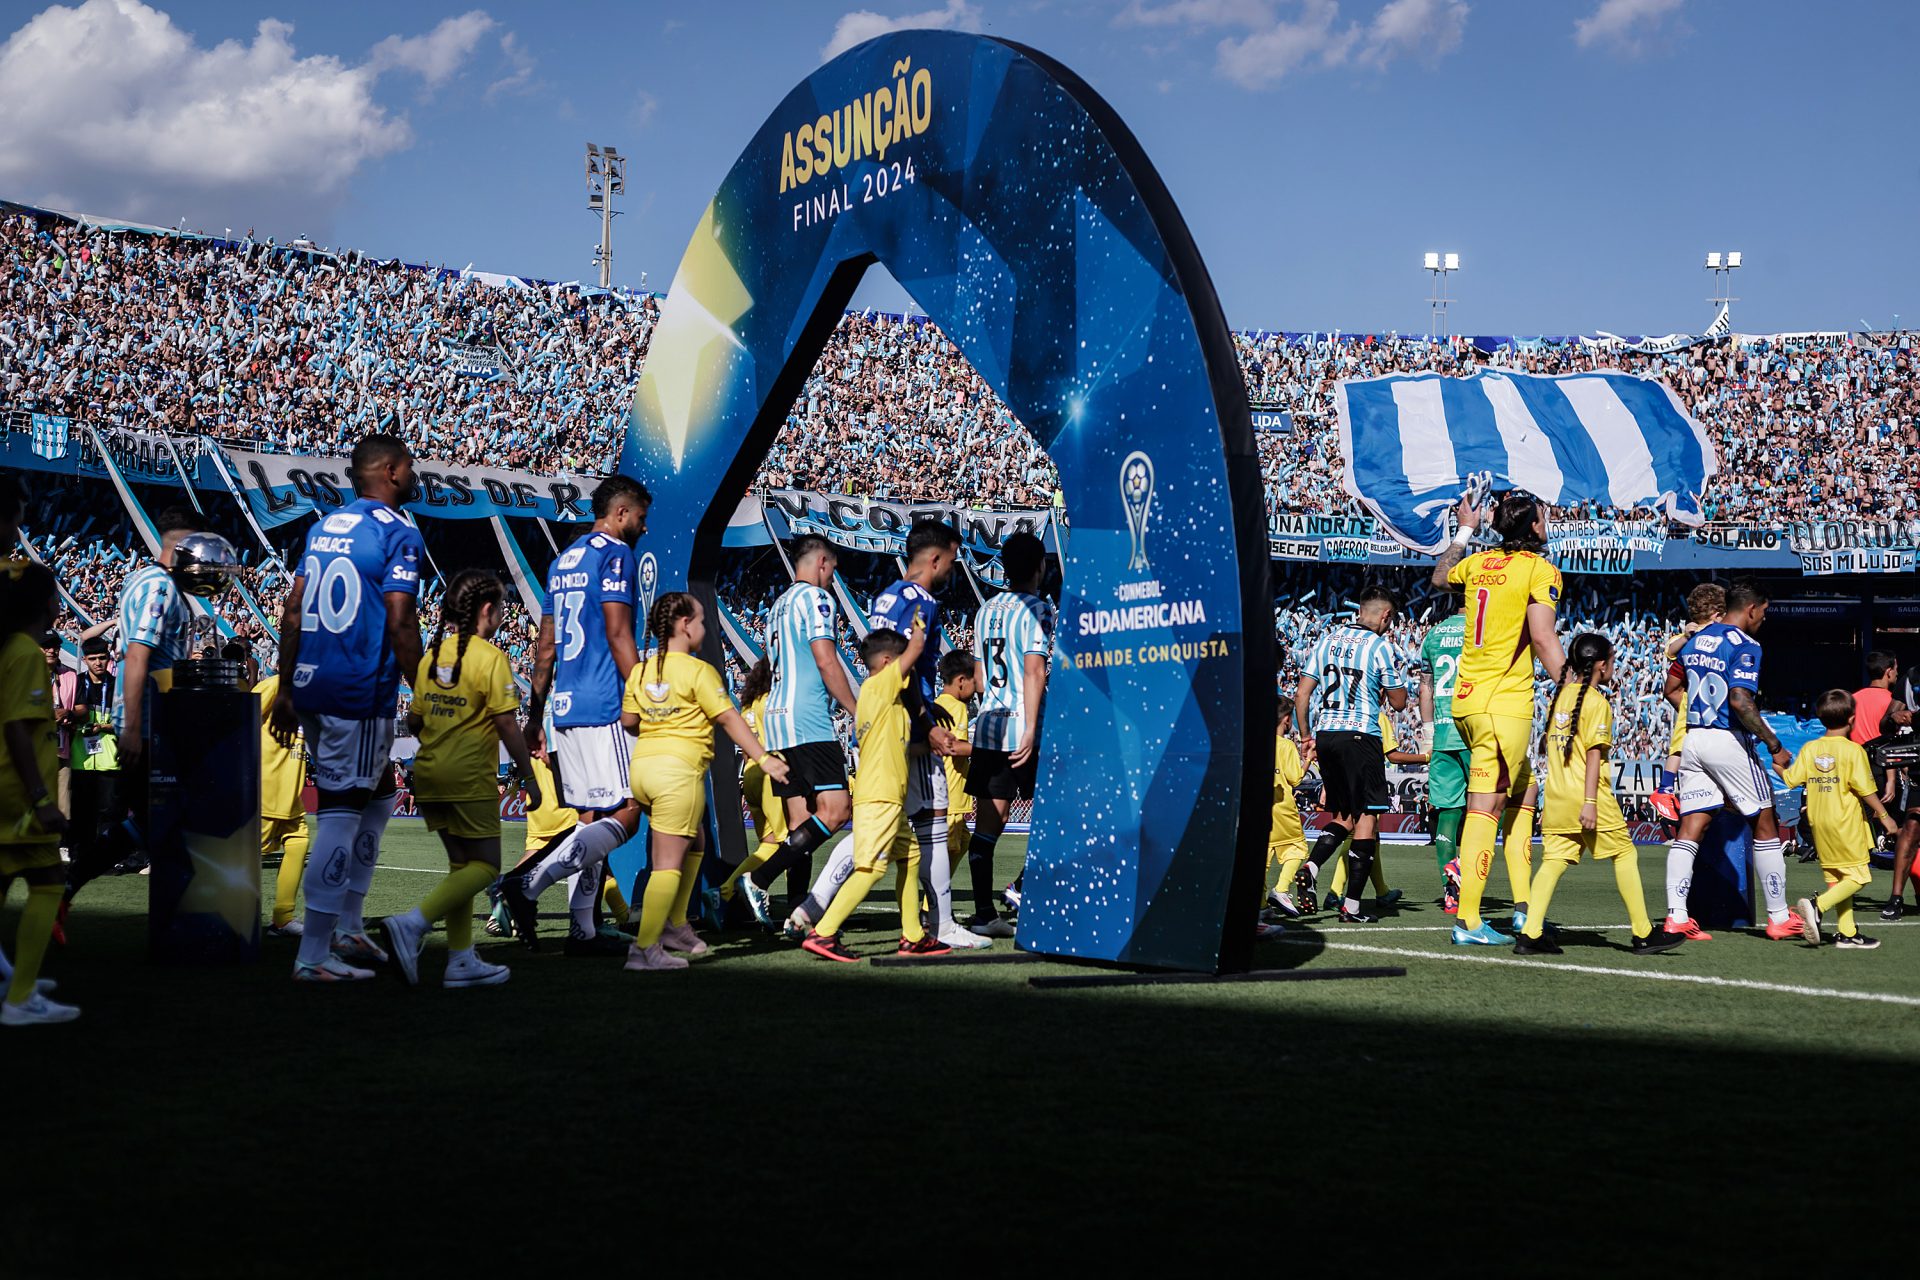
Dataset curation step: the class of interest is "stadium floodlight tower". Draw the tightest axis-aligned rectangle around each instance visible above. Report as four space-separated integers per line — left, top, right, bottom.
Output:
586 142 626 289
1705 250 1741 318
1424 251 1459 338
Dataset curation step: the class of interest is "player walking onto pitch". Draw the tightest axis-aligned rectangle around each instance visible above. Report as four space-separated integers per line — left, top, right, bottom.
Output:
270 435 425 982
1429 488 1565 946
255 671 310 938
619 592 789 971
1419 607 1469 909
1265 703 1310 917
963 532 1053 938
861 520 979 949
1663 581 1805 941
502 475 652 955
1293 586 1407 923
1519 633 1683 956
382 570 539 988
734 536 860 930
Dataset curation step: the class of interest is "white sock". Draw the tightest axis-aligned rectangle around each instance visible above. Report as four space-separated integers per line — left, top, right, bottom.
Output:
526 817 627 898
805 843 859 920
1752 837 1790 922
1666 839 1698 921
914 812 952 931
297 910 339 967
568 868 600 934
338 892 366 937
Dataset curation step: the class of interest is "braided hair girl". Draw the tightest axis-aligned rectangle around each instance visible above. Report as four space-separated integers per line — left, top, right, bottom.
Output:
426 569 505 693
642 591 701 692
1549 632 1616 770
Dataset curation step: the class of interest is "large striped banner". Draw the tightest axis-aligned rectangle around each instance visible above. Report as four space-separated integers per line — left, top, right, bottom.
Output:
1336 368 1717 553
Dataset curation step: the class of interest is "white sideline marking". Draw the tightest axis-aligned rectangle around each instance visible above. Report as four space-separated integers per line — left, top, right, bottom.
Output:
1273 938 1920 1007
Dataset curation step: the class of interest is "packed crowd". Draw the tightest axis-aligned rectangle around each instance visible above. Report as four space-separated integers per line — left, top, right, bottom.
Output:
9 205 1911 528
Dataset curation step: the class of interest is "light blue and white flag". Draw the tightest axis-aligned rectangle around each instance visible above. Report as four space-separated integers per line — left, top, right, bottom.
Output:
1336 368 1717 553
30 412 69 460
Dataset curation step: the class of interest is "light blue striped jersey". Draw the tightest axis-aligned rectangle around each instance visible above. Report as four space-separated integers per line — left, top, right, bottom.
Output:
546 530 636 728
764 581 838 750
972 591 1054 752
112 561 191 734
1304 624 1401 737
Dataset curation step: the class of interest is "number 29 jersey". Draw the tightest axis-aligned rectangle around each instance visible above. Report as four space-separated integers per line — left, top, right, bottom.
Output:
1677 621 1761 731
972 591 1054 752
546 531 635 729
292 498 425 719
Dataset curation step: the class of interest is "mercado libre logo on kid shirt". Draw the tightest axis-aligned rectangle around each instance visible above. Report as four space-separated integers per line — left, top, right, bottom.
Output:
781 57 934 232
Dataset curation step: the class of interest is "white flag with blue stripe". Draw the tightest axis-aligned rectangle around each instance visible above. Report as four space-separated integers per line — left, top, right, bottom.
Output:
1336 367 1717 553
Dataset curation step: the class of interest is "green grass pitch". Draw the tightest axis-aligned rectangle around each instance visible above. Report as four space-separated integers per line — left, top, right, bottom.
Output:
8 825 1917 1272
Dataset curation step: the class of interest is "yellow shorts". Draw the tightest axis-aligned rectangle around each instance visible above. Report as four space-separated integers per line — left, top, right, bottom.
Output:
261 814 307 854
631 753 709 839
0 842 61 877
419 798 502 841
743 767 788 845
1822 863 1872 888
851 799 914 872
1542 829 1634 864
1455 712 1535 795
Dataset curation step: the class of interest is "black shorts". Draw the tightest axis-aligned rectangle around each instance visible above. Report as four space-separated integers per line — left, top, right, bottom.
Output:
1315 731 1389 816
772 740 849 799
967 747 1036 802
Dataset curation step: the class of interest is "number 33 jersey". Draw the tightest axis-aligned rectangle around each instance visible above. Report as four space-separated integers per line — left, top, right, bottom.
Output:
1677 621 1761 731
972 591 1054 752
292 498 425 719
546 531 636 729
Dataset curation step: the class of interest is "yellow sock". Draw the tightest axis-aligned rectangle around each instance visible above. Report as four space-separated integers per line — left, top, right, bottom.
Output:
1613 851 1654 938
815 865 886 939
1369 849 1390 895
1502 805 1535 908
1457 810 1499 929
1525 860 1568 938
273 825 310 927
602 874 630 922
897 848 924 942
635 870 680 947
1817 876 1861 935
1275 854 1305 896
420 861 494 951
668 853 704 926
720 842 779 898
7 883 60 1006
1326 836 1354 898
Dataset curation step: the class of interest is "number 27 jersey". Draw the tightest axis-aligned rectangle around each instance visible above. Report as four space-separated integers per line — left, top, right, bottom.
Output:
547 531 635 729
292 498 425 719
1677 621 1760 731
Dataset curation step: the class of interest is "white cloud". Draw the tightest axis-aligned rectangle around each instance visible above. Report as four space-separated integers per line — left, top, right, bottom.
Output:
369 9 494 88
1121 0 1467 90
485 31 535 101
0 1 503 233
1574 0 1685 55
1357 0 1467 69
820 0 983 62
631 88 659 131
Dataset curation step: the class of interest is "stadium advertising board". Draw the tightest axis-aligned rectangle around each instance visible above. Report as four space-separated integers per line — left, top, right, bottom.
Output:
620 31 1274 972
762 488 1053 557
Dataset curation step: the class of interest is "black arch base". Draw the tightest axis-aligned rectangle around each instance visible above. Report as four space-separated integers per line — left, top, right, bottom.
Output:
620 31 1273 974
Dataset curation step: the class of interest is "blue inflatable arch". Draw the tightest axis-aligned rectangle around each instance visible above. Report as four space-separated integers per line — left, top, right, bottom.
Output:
620 31 1273 973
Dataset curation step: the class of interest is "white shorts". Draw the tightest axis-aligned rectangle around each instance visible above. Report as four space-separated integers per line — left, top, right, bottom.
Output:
1677 727 1772 818
553 721 633 813
906 750 948 814
298 713 395 794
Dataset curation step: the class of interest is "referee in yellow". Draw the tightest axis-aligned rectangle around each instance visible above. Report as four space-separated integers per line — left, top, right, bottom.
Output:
381 570 539 988
1430 487 1566 946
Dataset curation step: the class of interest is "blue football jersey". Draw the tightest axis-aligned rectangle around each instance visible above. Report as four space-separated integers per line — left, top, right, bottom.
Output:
291 498 425 718
1304 624 1401 737
870 579 941 705
546 531 636 728
1679 621 1762 731
764 582 838 751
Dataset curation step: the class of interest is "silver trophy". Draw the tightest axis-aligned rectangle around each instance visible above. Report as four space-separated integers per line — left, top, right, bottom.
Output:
1119 450 1155 572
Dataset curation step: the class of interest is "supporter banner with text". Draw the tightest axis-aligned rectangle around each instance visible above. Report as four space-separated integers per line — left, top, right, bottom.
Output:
762 488 1053 557
216 446 599 528
441 339 507 378
1786 518 1920 575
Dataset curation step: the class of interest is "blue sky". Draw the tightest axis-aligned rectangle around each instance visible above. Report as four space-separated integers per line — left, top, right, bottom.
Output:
1 0 1913 334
